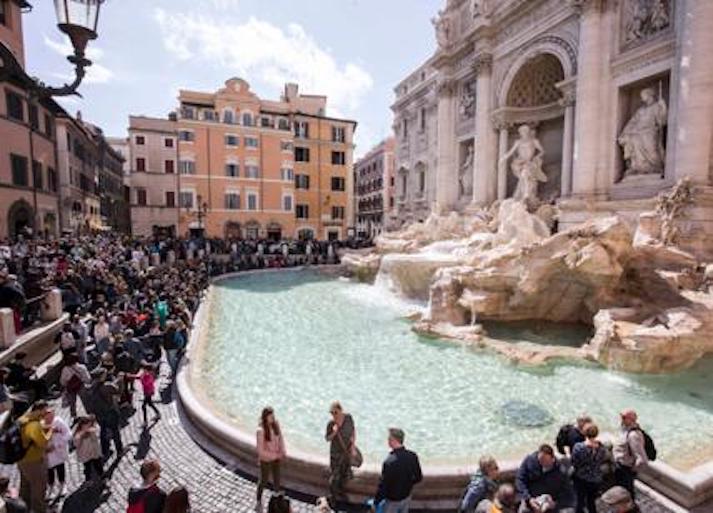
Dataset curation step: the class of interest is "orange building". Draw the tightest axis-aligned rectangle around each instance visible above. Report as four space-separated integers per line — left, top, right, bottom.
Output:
171 78 357 240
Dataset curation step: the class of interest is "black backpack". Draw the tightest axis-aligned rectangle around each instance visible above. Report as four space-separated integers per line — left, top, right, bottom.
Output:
0 421 29 464
629 428 657 461
555 424 575 455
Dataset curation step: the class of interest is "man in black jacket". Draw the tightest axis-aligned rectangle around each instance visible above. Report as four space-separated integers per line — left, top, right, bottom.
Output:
374 428 422 513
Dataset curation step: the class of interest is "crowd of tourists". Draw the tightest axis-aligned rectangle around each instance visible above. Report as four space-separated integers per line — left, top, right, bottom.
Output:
0 233 654 513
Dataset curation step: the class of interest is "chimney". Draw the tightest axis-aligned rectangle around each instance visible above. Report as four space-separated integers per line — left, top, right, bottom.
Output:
283 83 299 102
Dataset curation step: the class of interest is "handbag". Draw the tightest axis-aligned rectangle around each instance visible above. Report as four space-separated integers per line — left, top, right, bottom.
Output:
335 424 363 468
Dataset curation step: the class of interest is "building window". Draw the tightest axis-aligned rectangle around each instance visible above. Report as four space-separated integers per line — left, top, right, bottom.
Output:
29 105 39 130
44 114 53 138
135 135 145 145
136 158 146 172
390 176 395 187
10 154 28 186
179 131 195 142
283 195 293 212
295 147 310 162
203 110 216 122
280 168 294 181
247 193 258 211
179 160 196 175
225 192 240 210
245 165 260 179
389 196 394 208
223 110 234 124
294 121 309 138
32 161 42 189
295 174 310 190
47 167 57 192
225 135 239 146
331 177 345 191
6 91 23 122
136 188 147 206
331 151 346 165
166 191 175 207
225 163 239 177
278 118 290 131
296 204 309 219
242 113 253 126
181 106 195 119
419 170 426 194
420 108 426 131
179 191 194 209
165 138 174 148
332 206 345 220
280 140 293 152
332 126 346 143
245 137 259 148
165 160 175 174
261 117 272 128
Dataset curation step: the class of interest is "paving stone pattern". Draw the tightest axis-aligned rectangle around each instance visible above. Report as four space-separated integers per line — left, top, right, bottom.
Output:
1 365 680 513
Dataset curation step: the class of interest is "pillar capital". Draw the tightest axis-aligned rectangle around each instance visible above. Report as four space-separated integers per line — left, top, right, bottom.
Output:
566 0 604 15
436 78 457 98
473 53 493 76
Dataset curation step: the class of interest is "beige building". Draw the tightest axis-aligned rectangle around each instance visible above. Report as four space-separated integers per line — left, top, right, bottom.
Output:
354 138 396 238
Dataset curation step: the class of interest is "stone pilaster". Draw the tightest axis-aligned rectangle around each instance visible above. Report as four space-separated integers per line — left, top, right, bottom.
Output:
471 53 498 206
493 113 512 200
558 87 577 197
435 78 458 212
672 0 713 185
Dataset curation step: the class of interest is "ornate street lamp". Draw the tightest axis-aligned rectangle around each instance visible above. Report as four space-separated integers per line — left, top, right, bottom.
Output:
0 0 105 97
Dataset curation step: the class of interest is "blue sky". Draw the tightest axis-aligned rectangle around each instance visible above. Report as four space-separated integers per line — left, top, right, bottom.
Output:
22 0 442 157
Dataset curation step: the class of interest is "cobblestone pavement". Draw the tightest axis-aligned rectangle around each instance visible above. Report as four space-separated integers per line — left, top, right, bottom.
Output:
0 366 686 513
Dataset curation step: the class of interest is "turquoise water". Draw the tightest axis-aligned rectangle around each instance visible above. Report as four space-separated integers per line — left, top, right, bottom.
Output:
198 270 713 469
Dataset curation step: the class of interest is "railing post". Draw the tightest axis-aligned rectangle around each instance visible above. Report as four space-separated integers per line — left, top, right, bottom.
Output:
0 308 17 348
41 289 63 322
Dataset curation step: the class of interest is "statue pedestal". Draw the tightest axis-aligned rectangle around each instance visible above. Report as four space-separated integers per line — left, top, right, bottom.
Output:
610 174 670 201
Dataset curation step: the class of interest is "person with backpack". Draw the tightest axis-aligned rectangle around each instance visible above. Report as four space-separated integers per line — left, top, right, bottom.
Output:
571 423 608 513
612 410 653 499
86 369 124 461
127 459 167 513
44 407 71 500
73 415 104 485
59 353 91 418
555 415 591 457
17 400 51 513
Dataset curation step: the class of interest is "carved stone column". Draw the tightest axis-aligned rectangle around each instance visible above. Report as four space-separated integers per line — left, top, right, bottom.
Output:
435 78 458 212
673 0 713 185
571 0 604 196
559 88 576 197
493 115 511 200
472 53 497 206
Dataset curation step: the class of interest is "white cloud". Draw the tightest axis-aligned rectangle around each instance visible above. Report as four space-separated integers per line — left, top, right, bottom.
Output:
43 35 114 85
153 9 373 116
209 0 241 10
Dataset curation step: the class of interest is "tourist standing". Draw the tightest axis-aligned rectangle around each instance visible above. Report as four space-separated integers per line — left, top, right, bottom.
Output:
515 444 574 513
17 400 50 513
93 314 111 355
256 407 286 509
137 362 161 427
555 415 591 457
459 456 500 513
164 486 191 513
127 460 167 513
571 423 607 513
87 369 123 461
73 415 104 484
612 410 649 499
44 408 71 499
59 353 91 418
325 401 356 506
373 428 422 513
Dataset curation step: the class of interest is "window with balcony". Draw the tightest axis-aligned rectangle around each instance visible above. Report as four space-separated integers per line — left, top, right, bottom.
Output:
331 151 346 165
332 206 345 220
296 204 309 219
332 126 346 143
225 192 240 210
179 160 196 175
179 191 194 209
136 188 147 206
165 160 175 174
247 193 258 211
245 137 259 148
135 135 145 145
6 91 23 122
280 168 294 181
225 163 239 177
295 147 310 162
166 191 175 207
225 135 239 146
245 165 260 179
136 158 146 172
331 177 345 191
295 174 310 190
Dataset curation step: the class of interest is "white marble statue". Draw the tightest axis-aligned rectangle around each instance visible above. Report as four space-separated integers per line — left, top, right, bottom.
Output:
618 86 668 178
459 144 474 198
432 10 450 48
625 0 670 42
500 125 547 204
459 82 476 119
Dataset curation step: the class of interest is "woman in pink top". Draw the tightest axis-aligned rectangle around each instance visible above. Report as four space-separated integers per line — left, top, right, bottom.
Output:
256 406 286 510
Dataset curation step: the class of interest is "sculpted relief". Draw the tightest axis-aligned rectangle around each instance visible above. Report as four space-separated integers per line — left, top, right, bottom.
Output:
624 0 671 45
459 143 474 199
618 86 668 179
471 0 492 18
459 81 476 120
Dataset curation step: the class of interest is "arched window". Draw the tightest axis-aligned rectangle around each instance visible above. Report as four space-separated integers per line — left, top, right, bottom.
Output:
223 109 234 124
242 112 253 127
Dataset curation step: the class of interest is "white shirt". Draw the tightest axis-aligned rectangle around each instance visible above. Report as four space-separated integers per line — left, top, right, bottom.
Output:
45 417 72 468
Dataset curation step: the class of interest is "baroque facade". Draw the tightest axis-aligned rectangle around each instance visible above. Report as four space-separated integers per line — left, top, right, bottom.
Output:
393 0 713 252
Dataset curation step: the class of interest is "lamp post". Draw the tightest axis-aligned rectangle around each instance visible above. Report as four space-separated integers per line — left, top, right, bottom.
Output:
0 0 105 97
184 194 209 239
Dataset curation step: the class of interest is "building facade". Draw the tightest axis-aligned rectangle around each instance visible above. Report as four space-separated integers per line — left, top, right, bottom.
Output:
0 0 61 239
125 116 180 237
167 78 357 240
393 0 713 252
391 61 439 227
354 137 395 238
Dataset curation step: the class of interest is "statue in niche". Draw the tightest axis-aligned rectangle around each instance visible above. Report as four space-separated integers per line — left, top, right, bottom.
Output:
432 10 450 49
618 86 667 178
625 0 670 43
471 0 492 18
459 144 474 198
459 82 476 120
500 125 547 205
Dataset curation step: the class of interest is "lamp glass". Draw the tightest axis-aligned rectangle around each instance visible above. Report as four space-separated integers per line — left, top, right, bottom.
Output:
54 0 103 33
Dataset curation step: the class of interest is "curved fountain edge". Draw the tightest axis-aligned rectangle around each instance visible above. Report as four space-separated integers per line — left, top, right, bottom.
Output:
176 268 713 509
